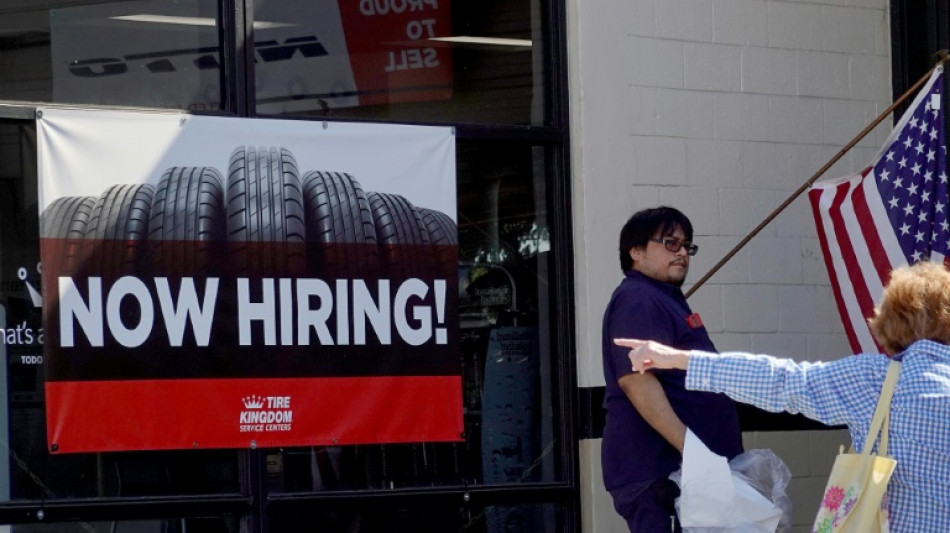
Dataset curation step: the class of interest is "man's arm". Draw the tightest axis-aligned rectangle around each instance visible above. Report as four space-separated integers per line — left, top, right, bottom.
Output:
606 291 690 453
618 371 687 453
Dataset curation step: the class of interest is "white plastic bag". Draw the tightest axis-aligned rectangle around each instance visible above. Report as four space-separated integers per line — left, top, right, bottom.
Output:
670 430 793 532
729 449 793 532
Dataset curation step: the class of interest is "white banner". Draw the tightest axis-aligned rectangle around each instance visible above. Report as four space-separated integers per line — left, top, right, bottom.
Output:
36 108 460 453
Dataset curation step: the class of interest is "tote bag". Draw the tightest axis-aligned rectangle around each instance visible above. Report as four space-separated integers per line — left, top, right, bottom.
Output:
810 360 900 533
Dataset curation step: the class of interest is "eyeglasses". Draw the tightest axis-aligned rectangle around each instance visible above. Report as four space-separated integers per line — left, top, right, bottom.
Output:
651 237 698 256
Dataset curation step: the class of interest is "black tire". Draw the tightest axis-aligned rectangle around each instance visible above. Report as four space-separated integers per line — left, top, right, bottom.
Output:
41 196 96 239
366 191 433 279
226 146 306 275
302 170 378 278
40 196 96 272
417 208 457 246
149 166 226 276
85 184 155 276
417 207 458 278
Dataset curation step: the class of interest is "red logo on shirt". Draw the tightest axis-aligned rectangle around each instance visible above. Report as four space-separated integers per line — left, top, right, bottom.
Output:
686 313 703 329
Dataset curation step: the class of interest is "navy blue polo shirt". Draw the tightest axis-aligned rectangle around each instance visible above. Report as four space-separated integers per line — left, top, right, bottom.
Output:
601 270 742 495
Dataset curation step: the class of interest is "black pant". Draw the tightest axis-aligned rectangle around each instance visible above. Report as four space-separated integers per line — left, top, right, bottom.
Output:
611 478 682 533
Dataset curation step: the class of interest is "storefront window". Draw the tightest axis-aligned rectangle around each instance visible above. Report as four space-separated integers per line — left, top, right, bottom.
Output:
0 0 571 529
253 0 544 125
0 0 223 111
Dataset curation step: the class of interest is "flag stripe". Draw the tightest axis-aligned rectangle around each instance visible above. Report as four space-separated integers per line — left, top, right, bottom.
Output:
851 173 892 283
839 180 886 312
845 177 886 352
810 181 876 352
828 180 879 337
809 186 862 352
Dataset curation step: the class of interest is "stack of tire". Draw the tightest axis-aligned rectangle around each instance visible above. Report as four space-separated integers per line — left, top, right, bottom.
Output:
40 146 457 282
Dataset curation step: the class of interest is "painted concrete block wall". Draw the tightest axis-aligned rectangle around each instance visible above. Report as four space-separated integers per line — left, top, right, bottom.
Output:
568 0 891 531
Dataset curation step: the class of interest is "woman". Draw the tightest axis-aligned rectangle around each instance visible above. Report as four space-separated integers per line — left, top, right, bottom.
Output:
617 261 950 532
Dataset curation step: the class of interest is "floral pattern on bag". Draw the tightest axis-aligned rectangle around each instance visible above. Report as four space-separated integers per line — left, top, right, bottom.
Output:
811 483 889 533
812 483 859 532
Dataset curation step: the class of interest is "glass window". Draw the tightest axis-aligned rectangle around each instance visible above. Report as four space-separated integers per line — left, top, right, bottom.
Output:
0 119 243 501
456 143 558 485
263 141 559 492
0 120 48 500
0 0 223 111
253 0 544 125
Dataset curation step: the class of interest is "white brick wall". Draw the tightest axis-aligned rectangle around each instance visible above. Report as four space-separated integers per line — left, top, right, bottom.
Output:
570 0 892 530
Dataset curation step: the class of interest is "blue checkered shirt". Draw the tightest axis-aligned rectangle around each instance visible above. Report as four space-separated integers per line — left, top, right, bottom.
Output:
686 339 950 533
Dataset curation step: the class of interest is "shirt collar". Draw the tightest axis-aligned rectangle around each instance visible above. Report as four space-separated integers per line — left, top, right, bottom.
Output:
624 269 685 297
899 339 950 361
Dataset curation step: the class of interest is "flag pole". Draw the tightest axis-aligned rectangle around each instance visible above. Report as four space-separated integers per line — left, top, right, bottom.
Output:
685 51 950 299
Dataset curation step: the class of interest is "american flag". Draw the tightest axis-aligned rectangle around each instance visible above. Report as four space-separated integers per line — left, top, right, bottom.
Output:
809 67 948 354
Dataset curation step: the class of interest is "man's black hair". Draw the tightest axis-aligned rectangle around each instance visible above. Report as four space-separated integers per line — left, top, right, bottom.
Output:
618 206 694 272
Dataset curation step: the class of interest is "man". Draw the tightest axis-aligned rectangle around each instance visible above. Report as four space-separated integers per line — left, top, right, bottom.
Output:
602 206 742 532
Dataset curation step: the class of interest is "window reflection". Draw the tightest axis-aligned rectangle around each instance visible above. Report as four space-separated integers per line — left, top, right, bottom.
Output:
0 0 222 110
253 0 542 125
254 0 453 113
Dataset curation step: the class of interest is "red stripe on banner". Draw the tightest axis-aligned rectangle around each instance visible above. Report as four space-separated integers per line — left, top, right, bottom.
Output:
46 376 464 454
827 182 877 334
851 177 892 283
809 187 861 353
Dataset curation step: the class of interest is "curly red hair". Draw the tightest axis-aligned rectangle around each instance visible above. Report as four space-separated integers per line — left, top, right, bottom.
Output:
868 262 950 356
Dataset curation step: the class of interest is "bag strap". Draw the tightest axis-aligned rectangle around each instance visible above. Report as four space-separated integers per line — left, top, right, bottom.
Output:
861 359 902 456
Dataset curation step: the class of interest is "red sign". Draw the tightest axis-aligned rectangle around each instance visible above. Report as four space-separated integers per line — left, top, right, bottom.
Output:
47 376 461 453
338 0 453 106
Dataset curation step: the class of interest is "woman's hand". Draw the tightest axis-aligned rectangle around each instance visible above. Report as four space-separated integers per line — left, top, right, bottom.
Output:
614 338 690 373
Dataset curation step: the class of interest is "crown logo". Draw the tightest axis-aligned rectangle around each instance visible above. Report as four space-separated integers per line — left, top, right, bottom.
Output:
242 395 265 409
